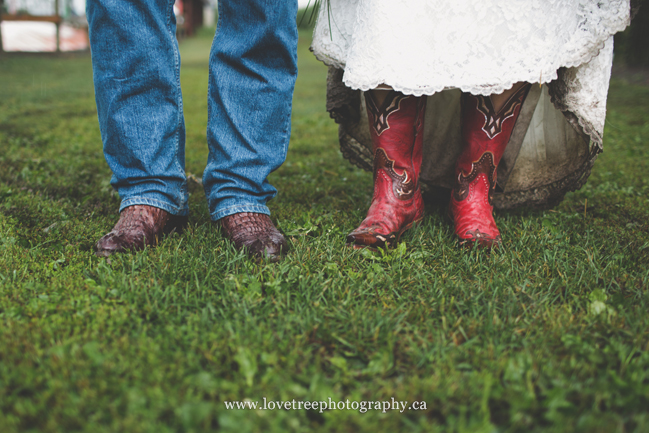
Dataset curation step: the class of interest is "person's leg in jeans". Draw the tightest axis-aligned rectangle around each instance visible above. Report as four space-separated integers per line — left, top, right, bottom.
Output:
204 0 298 261
88 0 188 256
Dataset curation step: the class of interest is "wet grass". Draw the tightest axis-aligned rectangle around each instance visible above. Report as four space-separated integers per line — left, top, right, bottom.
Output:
0 29 648 432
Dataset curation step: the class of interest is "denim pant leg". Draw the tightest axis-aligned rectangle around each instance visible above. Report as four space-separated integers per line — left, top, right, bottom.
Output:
87 0 188 216
204 0 298 221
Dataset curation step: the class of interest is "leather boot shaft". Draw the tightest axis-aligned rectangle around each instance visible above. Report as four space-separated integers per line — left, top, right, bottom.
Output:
366 91 426 189
457 85 531 180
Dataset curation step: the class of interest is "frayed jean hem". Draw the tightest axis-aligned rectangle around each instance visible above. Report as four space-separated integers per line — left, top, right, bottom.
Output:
211 203 270 221
120 197 188 216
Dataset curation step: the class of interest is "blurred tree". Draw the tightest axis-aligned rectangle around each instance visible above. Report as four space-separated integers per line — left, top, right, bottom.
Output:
0 0 3 54
615 0 649 67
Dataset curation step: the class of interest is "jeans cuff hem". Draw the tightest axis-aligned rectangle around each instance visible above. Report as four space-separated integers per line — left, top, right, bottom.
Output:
120 198 188 216
211 204 270 221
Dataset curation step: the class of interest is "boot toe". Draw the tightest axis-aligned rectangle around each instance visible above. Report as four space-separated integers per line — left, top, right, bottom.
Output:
459 229 501 249
262 238 288 262
95 231 146 257
242 236 288 262
347 227 396 249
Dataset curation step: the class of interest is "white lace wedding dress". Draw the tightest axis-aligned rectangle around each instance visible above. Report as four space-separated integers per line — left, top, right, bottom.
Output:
311 0 631 209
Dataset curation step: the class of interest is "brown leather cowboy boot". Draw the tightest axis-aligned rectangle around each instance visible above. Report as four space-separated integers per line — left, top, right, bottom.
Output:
95 205 185 257
220 212 288 262
450 84 531 248
347 91 426 249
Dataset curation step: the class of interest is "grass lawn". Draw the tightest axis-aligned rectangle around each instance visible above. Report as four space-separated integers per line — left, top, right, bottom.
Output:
1 28 648 433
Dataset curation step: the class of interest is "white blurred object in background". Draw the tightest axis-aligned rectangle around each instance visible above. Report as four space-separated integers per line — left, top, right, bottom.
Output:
2 21 87 51
1 0 88 52
1 0 317 52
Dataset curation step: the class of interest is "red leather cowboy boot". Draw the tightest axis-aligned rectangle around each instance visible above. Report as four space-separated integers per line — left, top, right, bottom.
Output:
450 84 531 248
347 91 426 249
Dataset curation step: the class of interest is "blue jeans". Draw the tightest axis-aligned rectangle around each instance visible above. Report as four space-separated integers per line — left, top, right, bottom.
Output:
87 0 298 220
